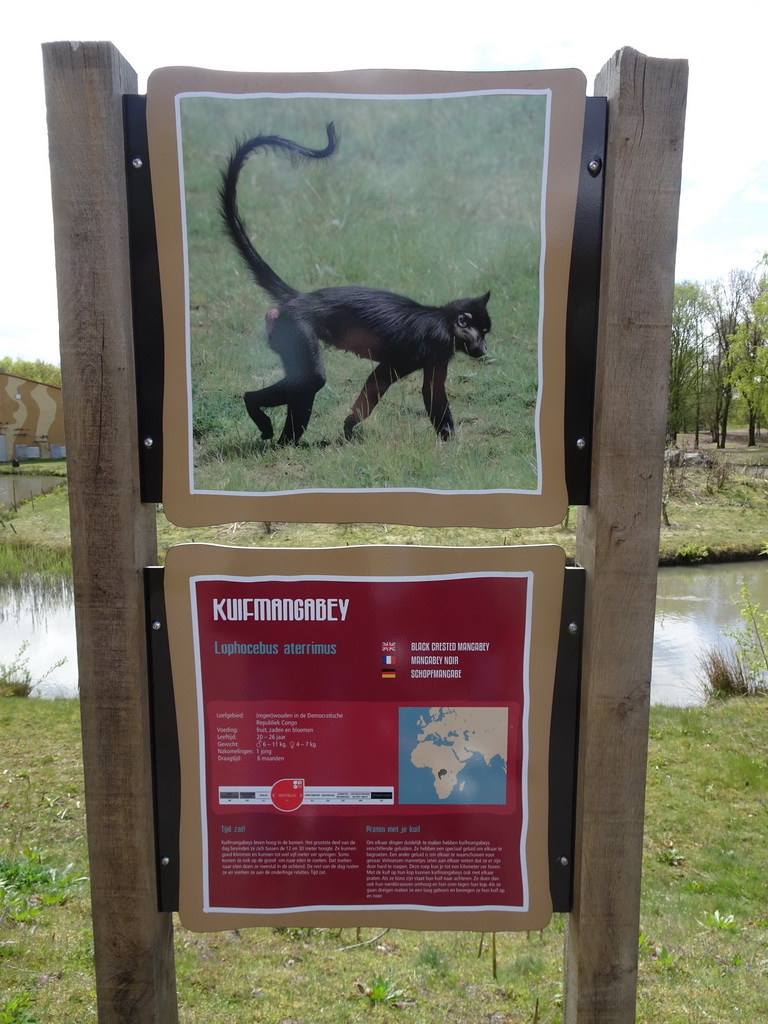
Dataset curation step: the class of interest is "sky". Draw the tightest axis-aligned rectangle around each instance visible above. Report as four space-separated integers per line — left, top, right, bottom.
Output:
2 0 767 365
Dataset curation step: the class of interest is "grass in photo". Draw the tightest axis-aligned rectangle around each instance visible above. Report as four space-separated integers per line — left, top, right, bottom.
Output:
179 91 547 494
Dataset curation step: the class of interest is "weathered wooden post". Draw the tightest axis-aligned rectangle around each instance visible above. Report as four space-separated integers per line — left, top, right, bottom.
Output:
43 41 178 1023
564 48 688 1023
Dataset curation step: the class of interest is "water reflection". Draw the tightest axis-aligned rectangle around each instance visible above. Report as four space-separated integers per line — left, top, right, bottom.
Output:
1 560 766 704
0 579 77 698
653 560 768 706
0 475 62 510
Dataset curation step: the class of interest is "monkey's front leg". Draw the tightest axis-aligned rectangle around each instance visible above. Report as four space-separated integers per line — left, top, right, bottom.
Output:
422 362 454 440
344 363 406 440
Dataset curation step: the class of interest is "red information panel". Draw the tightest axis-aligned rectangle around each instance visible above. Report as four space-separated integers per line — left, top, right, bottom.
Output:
165 544 564 932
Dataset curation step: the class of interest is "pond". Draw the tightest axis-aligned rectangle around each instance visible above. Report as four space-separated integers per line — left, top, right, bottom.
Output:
0 474 62 510
653 560 768 705
2 559 766 704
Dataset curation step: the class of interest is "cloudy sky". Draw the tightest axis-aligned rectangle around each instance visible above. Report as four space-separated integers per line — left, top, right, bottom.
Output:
2 0 766 364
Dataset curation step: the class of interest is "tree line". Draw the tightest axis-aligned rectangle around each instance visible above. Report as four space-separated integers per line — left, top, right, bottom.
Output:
669 260 768 448
0 356 62 389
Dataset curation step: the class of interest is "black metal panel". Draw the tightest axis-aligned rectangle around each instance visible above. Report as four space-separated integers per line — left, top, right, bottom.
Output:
144 566 180 912
548 564 585 912
565 96 608 506
124 95 164 503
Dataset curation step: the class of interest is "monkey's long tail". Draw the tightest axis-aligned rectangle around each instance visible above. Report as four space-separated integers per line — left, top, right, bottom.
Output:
219 122 339 304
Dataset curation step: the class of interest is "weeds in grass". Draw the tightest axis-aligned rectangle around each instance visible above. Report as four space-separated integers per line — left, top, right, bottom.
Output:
656 844 685 867
698 910 737 931
0 992 37 1024
639 932 676 970
354 975 408 1008
416 944 452 977
654 945 675 969
0 848 86 925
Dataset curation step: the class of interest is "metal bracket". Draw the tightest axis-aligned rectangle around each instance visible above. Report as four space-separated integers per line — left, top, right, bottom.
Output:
548 564 585 912
565 96 608 506
144 566 180 912
124 95 164 504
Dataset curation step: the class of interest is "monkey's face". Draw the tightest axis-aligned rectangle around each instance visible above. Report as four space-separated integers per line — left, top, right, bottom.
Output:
452 292 491 357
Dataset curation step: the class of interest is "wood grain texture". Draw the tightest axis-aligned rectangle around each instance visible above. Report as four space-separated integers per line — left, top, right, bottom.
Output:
564 48 688 1023
43 41 177 1023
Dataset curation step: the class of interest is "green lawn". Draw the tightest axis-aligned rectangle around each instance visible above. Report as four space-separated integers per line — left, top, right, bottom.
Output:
180 92 546 494
1 697 767 1022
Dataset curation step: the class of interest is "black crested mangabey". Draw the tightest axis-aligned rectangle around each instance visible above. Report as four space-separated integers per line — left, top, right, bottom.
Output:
219 123 491 445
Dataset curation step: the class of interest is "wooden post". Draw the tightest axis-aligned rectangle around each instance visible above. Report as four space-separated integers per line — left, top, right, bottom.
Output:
564 49 688 1022
43 42 178 1022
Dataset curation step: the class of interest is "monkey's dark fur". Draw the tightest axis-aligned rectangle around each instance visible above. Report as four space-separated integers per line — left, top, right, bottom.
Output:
219 123 491 445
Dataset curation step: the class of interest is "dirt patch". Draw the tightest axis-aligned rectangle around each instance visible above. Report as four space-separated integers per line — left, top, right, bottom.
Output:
676 429 768 451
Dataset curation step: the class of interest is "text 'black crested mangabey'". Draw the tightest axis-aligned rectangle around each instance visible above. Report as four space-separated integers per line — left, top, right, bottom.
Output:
219 123 491 445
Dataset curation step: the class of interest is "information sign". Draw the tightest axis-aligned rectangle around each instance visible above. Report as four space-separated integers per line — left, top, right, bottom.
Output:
146 67 586 528
164 543 565 931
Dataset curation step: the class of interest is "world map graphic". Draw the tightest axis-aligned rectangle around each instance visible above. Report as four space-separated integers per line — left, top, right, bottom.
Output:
398 706 508 805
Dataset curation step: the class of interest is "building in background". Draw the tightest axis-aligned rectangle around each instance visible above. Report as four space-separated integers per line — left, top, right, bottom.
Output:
0 372 65 461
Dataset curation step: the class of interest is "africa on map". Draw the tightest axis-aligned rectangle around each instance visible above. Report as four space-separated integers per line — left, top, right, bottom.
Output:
398 707 509 805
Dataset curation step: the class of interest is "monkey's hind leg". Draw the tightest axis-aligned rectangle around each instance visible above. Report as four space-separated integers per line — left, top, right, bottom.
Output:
243 376 324 445
242 308 284 440
244 312 327 445
344 363 409 440
244 390 276 440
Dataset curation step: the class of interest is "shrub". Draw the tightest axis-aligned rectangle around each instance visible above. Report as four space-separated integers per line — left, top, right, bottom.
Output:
676 542 709 564
698 646 753 700
725 582 768 688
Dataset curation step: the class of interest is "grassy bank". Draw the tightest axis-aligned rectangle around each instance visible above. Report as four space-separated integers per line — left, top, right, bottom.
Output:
0 462 67 479
1 697 766 1022
0 454 766 579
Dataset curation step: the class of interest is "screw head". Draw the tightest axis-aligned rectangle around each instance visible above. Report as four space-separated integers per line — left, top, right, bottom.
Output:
559 856 570 867
160 856 170 866
143 437 154 449
576 437 587 450
132 156 144 169
151 620 162 631
568 622 579 634
587 158 602 177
